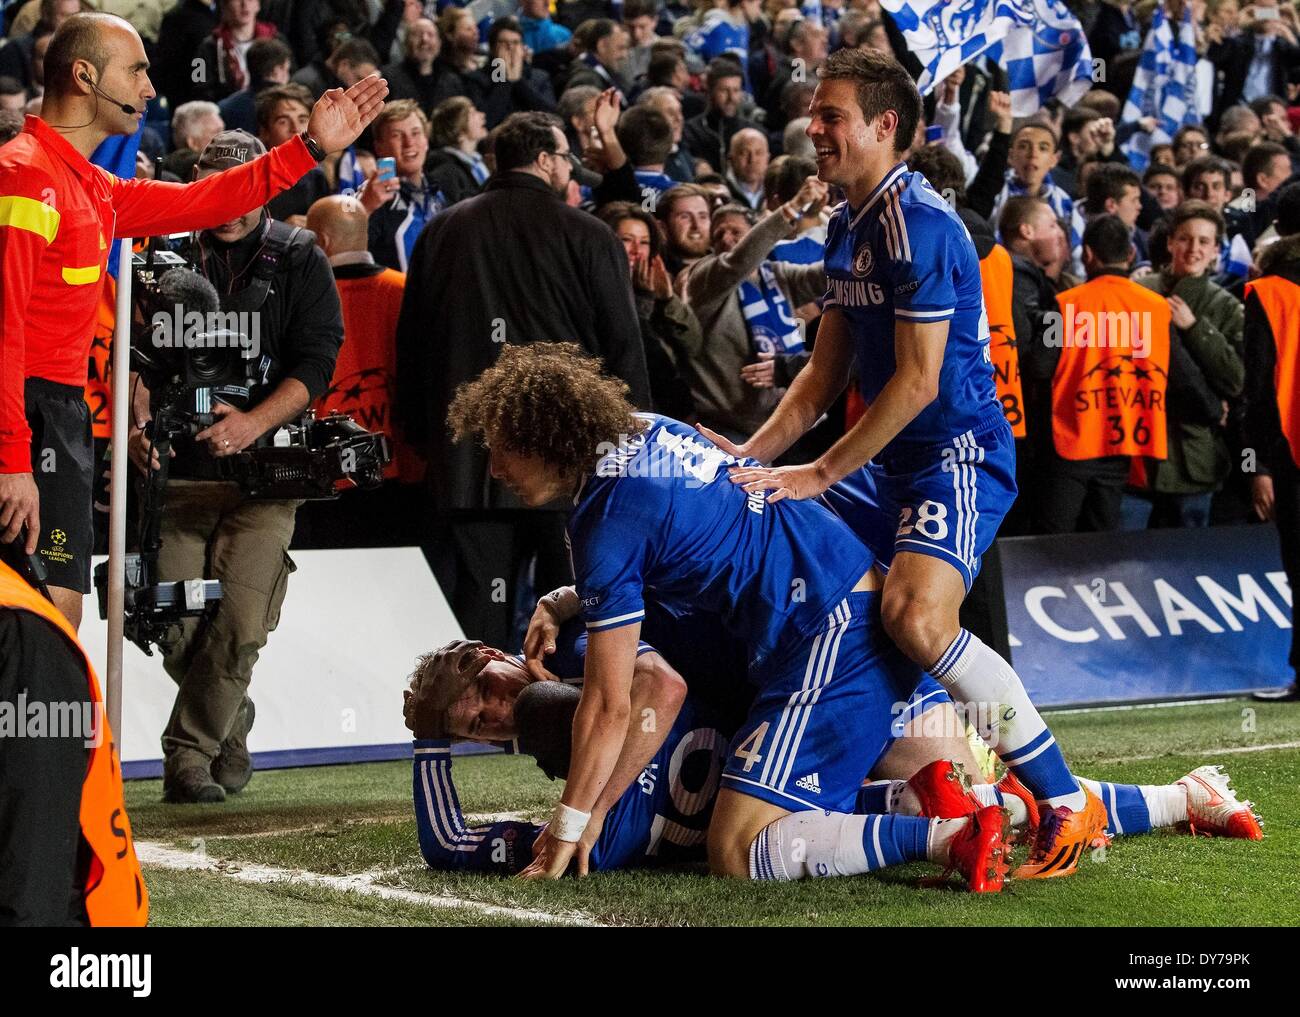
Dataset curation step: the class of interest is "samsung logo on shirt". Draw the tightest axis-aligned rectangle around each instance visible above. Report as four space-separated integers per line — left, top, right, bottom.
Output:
828 278 887 307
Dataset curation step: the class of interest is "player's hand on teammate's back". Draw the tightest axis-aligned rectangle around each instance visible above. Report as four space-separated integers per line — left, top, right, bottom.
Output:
307 73 390 153
695 425 750 460
728 460 833 504
0 473 39 552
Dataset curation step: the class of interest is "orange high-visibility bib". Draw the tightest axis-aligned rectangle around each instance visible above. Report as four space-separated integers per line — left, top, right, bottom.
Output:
1052 275 1171 460
1245 276 1300 468
84 276 115 440
317 268 426 483
0 561 147 926
979 243 1025 437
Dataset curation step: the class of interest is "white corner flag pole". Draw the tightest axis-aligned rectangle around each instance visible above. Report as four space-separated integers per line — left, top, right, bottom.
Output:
106 237 134 740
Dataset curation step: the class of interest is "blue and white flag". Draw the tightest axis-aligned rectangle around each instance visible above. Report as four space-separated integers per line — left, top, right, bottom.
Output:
1120 3 1200 172
881 0 1089 112
985 0 1094 115
882 0 1036 95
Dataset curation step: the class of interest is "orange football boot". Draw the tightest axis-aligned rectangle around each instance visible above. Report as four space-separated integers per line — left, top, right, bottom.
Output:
1011 784 1108 880
996 768 1041 838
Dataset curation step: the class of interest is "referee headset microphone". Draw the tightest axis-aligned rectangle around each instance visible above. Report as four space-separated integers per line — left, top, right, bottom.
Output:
78 71 139 115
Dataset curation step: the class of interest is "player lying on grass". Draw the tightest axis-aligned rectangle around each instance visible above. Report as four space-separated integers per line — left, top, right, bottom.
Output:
446 342 1019 889
401 610 1261 879
522 588 1264 847
402 603 1003 882
697 49 1108 878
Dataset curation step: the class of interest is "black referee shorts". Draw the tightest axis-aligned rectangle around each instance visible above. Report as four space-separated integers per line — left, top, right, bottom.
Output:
25 378 94 594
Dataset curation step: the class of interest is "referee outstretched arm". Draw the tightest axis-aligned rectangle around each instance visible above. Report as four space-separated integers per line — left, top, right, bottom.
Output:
0 12 385 628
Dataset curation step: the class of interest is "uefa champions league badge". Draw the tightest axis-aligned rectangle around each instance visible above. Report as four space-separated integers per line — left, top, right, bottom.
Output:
853 243 874 278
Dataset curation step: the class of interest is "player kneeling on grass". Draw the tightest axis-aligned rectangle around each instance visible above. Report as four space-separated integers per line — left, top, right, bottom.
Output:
446 343 1011 890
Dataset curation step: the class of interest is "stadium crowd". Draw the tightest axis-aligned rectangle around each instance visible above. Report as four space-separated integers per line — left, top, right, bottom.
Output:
1 0 1296 920
2 0 1299 653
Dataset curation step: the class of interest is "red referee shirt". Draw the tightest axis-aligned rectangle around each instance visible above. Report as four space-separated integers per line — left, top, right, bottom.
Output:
0 115 318 473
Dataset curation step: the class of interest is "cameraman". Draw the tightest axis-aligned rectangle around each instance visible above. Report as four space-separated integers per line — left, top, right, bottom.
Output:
128 131 344 805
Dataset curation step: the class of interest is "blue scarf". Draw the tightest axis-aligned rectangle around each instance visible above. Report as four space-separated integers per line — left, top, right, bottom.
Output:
739 263 805 356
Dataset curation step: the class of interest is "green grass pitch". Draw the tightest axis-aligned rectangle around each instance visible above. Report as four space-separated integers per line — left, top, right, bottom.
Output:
124 699 1300 927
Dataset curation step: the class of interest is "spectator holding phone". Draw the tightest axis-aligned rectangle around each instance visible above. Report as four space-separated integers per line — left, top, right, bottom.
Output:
360 98 445 271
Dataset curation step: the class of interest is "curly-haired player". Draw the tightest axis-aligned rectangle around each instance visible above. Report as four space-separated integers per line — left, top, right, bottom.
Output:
448 342 1015 889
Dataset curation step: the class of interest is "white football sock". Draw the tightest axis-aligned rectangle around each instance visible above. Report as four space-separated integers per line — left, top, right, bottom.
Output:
925 818 967 864
929 630 1086 811
971 783 1029 828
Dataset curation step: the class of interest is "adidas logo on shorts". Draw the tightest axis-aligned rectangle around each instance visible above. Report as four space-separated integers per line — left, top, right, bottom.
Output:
795 773 822 794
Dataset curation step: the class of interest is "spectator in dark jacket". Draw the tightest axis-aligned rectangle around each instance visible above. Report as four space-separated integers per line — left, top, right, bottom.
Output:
381 16 470 116
683 57 763 174
286 0 404 71
151 0 220 107
394 111 649 649
258 83 331 225
194 0 281 103
217 35 292 134
437 6 484 77
293 36 380 100
638 85 694 182
564 17 632 100
464 16 557 129
424 95 489 206
597 201 703 421
1087 0 1143 70
1209 6 1300 128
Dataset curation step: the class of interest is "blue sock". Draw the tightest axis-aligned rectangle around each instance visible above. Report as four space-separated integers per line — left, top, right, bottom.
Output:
854 780 899 815
864 815 932 868
1079 779 1153 836
1001 730 1085 807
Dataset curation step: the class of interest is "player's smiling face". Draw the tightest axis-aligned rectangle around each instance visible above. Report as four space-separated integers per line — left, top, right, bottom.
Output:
807 79 890 194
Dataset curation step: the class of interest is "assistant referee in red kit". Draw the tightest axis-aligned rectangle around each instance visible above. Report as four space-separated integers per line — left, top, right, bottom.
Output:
0 12 387 629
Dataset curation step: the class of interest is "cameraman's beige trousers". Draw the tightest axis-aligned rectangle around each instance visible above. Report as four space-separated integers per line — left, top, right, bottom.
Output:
156 481 302 778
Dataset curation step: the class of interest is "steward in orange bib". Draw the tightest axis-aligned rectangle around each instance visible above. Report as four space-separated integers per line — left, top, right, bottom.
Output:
0 548 146 925
1033 216 1173 531
1244 187 1300 702
979 241 1026 440
295 195 427 548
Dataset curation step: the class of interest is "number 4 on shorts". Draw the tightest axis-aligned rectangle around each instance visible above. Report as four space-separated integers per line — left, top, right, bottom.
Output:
733 722 769 773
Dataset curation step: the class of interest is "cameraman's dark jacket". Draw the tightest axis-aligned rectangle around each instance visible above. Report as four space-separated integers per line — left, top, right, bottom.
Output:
169 214 343 478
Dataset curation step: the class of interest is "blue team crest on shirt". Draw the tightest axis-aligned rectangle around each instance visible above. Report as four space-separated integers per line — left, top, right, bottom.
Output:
853 243 874 277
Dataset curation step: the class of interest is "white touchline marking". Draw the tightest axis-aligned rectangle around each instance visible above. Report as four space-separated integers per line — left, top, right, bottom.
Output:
1095 740 1300 764
1049 698 1235 716
191 811 540 840
136 842 602 927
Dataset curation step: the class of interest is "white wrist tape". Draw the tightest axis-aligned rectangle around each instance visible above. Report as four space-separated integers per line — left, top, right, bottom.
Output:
549 803 590 843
